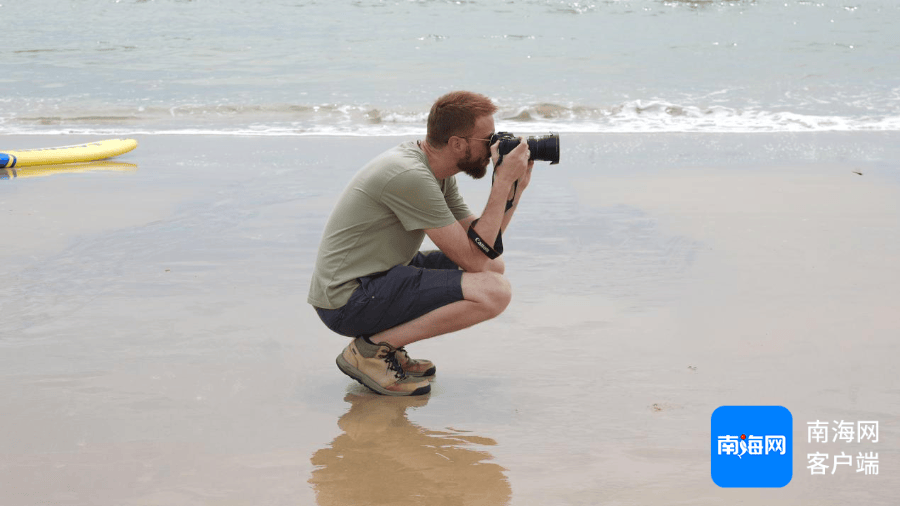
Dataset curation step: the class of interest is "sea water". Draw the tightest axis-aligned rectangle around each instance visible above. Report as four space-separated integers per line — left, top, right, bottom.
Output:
1 0 899 135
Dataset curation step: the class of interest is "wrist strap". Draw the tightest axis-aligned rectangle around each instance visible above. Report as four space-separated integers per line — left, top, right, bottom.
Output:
467 219 504 259
492 168 518 212
506 180 518 211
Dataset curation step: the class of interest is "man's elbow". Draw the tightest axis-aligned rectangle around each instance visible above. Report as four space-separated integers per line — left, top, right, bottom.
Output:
457 249 505 274
484 257 505 274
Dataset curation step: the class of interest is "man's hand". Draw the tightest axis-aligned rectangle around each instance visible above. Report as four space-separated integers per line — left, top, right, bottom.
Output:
490 138 530 187
517 160 535 193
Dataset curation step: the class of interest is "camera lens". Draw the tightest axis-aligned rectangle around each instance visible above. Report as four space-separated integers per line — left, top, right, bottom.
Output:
494 132 560 165
526 133 559 165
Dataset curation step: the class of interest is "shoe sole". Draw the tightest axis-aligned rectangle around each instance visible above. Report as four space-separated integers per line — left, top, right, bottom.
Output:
335 353 431 397
406 365 436 378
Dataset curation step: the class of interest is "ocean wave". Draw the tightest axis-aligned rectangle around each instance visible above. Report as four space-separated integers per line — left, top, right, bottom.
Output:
3 99 900 136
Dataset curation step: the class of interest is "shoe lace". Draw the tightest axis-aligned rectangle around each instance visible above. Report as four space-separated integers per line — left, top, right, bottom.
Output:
381 349 407 380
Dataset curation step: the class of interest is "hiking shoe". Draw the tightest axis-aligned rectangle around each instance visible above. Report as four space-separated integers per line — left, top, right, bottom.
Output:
395 346 436 377
336 338 431 396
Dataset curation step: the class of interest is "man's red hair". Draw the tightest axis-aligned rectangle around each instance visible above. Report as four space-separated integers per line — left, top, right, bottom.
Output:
426 91 497 147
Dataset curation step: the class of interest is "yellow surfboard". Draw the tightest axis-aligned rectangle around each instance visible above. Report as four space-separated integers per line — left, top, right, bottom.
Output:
0 138 138 168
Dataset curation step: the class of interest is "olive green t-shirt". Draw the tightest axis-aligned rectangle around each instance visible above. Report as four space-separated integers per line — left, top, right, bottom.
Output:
308 141 472 309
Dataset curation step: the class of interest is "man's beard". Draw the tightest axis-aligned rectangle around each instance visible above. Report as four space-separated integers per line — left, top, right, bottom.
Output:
457 145 490 179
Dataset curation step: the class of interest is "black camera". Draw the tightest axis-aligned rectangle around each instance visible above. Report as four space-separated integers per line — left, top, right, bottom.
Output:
490 132 560 165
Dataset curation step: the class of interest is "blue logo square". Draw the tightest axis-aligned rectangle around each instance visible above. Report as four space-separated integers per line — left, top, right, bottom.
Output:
711 405 793 488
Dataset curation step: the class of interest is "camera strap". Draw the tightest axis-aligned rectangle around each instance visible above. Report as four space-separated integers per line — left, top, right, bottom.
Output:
467 219 503 259
506 180 518 211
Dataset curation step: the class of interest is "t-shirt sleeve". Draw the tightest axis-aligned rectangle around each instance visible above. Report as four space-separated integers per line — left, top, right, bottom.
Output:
443 175 472 220
381 169 458 231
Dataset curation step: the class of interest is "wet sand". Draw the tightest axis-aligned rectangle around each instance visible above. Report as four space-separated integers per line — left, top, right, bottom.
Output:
1 133 899 505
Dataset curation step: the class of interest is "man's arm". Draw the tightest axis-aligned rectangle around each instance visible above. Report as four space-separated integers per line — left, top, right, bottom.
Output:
427 175 513 272
458 214 477 230
458 158 533 237
427 141 530 272
499 159 534 233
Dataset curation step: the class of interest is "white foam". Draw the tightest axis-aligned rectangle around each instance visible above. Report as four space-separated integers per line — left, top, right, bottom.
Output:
3 99 900 136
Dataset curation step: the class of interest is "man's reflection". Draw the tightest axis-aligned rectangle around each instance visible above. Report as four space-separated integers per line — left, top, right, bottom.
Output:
310 392 511 506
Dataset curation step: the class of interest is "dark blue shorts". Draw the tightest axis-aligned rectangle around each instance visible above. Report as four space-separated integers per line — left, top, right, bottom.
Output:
315 251 464 338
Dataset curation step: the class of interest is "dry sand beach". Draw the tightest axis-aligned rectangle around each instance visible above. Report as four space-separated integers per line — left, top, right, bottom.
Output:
1 133 899 505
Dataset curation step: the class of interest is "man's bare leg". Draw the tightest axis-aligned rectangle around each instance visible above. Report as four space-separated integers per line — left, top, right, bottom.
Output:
372 270 511 349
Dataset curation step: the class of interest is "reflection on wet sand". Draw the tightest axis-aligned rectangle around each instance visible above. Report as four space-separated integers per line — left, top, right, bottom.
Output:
310 393 511 506
0 161 137 180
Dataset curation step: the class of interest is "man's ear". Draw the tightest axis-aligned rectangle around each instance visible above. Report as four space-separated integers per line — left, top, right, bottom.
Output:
448 135 466 155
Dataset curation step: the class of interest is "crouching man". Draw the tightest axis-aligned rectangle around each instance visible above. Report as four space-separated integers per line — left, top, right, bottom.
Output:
308 91 532 395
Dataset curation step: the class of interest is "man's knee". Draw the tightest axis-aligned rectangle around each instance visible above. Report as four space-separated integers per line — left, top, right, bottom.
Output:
462 271 512 318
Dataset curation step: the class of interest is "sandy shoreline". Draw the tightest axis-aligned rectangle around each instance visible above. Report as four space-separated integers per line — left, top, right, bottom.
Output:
2 132 899 504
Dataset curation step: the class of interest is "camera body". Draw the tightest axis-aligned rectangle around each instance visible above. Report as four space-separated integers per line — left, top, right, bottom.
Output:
490 132 560 165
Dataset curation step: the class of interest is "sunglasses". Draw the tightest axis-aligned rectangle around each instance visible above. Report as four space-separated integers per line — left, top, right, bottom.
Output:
465 133 495 147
